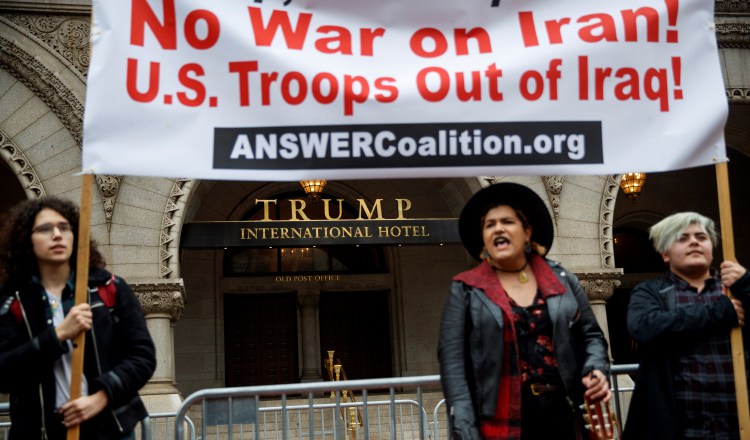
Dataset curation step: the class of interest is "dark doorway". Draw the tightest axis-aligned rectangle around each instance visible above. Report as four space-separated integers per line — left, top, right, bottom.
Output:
224 293 299 386
319 290 393 380
0 161 27 217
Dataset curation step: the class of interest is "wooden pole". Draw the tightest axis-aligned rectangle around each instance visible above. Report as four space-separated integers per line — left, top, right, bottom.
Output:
66 173 93 440
715 161 750 439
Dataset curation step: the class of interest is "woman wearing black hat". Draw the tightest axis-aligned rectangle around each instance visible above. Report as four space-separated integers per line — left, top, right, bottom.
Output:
438 182 611 440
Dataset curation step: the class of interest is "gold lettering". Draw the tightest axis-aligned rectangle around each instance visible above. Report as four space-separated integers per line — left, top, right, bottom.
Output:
289 199 311 221
241 228 246 240
357 198 384 220
255 199 277 221
354 227 364 238
303 228 313 239
280 228 290 239
342 227 353 238
364 226 373 237
329 227 340 238
378 226 389 237
421 225 430 236
271 228 279 239
292 228 303 239
323 198 345 220
396 198 412 219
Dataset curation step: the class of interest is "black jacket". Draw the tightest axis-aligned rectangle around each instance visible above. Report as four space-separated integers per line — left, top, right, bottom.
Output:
0 268 156 440
623 271 750 440
438 259 610 440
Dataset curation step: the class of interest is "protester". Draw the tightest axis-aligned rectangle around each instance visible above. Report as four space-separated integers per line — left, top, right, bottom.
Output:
0 197 156 440
624 212 749 440
438 182 611 440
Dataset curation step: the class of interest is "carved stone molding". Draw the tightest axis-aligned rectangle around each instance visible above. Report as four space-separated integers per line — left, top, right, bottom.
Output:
599 175 620 269
161 178 191 278
0 19 117 224
727 87 750 104
0 130 46 199
131 279 185 322
95 175 122 228
4 14 90 76
717 21 750 49
716 1 750 14
542 176 564 222
576 271 623 302
0 32 84 146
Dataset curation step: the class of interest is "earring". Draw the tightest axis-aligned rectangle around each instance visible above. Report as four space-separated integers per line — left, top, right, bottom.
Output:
524 242 532 254
481 247 490 262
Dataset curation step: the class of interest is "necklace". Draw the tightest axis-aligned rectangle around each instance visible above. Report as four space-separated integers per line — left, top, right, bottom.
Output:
494 261 529 284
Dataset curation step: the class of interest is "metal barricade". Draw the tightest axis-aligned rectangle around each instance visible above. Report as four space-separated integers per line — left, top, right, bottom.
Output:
0 365 639 440
430 364 638 440
174 375 442 440
141 413 197 440
609 363 638 425
0 402 8 440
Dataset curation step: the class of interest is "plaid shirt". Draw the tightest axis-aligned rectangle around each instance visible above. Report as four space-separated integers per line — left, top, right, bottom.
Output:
672 271 739 440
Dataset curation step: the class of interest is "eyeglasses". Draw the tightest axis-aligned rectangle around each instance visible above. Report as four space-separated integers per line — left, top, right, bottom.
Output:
32 222 72 235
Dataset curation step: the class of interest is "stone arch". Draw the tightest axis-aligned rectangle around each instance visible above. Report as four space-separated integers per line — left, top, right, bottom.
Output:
0 16 85 145
0 129 46 199
0 15 124 229
550 175 616 269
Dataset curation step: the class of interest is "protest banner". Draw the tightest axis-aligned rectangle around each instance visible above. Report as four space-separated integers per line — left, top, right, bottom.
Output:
74 2 747 438
82 0 728 180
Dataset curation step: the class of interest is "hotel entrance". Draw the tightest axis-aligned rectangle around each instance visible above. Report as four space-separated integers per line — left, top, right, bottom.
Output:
176 179 467 393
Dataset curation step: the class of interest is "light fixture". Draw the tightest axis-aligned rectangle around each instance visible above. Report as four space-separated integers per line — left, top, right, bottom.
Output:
299 179 327 204
620 172 647 202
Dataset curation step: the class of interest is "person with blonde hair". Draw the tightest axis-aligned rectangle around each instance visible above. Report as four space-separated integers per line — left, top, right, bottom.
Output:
624 211 749 440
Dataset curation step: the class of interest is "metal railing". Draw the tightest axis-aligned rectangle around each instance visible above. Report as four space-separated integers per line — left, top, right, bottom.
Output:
0 364 638 440
142 412 197 440
0 402 8 440
430 365 638 440
609 363 638 424
174 376 443 440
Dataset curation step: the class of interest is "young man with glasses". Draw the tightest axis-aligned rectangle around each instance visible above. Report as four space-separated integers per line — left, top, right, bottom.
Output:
0 197 156 440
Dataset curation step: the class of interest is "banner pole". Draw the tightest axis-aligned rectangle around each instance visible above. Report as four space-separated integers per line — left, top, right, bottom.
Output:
715 161 750 439
66 173 93 440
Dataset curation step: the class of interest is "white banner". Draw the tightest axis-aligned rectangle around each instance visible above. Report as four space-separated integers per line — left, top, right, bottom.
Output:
82 0 728 180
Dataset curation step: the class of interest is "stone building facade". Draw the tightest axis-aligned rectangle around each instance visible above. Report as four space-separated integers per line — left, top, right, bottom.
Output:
1 0 749 414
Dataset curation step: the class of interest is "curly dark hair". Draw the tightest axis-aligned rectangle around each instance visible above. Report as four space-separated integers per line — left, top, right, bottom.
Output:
0 197 105 284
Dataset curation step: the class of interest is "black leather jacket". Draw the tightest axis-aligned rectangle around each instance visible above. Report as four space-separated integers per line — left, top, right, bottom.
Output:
438 259 610 440
623 271 750 440
0 268 156 440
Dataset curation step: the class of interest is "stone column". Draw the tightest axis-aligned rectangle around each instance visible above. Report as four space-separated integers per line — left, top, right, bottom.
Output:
576 269 622 361
298 293 323 382
130 279 185 413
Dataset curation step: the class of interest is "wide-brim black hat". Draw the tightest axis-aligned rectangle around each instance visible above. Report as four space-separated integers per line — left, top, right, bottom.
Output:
458 182 554 260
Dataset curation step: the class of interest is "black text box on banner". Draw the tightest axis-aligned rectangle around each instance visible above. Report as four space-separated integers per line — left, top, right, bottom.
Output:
213 121 603 170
